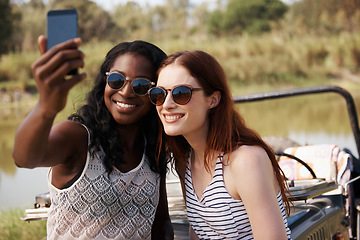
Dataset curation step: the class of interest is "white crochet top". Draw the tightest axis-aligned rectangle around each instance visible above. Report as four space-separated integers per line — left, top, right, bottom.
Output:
47 126 160 239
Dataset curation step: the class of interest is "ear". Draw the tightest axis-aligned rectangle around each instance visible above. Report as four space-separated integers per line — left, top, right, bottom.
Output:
209 91 221 109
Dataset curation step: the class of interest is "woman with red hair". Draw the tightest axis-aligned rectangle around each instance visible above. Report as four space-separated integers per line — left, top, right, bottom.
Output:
149 50 292 239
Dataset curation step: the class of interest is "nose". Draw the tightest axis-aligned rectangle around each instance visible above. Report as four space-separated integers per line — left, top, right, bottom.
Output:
119 80 135 97
162 90 176 109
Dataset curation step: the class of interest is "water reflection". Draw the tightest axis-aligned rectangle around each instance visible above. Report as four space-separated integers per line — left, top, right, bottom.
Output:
236 93 358 136
1 91 359 210
0 104 50 210
237 92 360 156
0 124 17 176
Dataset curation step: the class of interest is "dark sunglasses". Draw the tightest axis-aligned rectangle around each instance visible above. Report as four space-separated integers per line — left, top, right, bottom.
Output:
148 85 202 106
106 72 155 96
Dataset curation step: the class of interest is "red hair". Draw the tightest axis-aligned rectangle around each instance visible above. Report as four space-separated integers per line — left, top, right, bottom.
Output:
156 50 292 215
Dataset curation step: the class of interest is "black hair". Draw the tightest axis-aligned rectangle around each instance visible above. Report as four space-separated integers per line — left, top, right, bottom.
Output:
69 40 167 175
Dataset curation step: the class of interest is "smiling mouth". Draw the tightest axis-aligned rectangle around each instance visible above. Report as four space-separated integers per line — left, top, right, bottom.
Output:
164 114 184 120
115 101 136 108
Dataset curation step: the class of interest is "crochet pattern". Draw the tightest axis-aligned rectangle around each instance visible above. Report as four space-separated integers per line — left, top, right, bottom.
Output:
47 151 160 240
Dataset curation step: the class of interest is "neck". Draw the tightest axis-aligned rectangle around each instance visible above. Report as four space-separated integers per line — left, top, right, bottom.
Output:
117 124 143 151
185 129 215 169
184 128 206 159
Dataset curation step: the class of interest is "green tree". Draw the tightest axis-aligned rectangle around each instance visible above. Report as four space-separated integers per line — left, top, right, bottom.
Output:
225 0 288 34
0 0 13 54
112 1 145 39
208 9 226 36
189 3 211 35
7 3 22 52
208 0 288 35
151 5 168 33
19 0 46 51
161 0 189 38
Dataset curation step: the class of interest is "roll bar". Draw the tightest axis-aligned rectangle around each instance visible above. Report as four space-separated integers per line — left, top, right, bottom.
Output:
233 85 360 158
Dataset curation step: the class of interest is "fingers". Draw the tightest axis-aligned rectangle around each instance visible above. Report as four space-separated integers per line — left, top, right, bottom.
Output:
40 49 85 81
34 38 82 67
38 35 47 55
32 51 85 90
32 38 85 84
30 37 86 117
61 72 87 90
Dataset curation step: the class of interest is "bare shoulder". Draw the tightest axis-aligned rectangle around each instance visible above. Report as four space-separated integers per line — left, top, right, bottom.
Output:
52 120 86 132
227 145 275 184
229 145 270 171
227 145 277 196
49 120 89 188
51 120 87 140
48 120 88 163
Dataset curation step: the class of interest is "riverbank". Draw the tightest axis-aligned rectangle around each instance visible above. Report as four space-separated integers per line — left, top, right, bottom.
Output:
0 89 36 122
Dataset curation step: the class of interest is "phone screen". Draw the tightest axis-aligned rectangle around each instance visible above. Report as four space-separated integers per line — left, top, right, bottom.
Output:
47 9 78 51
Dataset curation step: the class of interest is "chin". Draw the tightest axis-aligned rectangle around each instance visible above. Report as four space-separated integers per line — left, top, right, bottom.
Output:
164 128 182 137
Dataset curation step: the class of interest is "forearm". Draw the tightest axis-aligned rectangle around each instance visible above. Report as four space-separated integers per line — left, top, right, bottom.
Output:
13 102 55 168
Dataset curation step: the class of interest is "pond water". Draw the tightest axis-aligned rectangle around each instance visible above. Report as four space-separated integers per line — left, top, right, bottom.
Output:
1 89 360 211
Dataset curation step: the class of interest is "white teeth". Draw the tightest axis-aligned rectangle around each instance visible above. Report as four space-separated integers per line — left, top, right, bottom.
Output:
164 115 183 120
116 102 136 108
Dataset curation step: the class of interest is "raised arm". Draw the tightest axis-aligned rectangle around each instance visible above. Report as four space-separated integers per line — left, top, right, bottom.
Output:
12 36 86 169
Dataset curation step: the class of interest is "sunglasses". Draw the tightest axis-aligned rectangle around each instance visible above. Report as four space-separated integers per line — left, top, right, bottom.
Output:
148 85 202 106
106 72 155 96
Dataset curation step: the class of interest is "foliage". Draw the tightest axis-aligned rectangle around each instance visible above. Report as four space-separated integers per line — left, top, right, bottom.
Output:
0 0 13 54
14 0 46 52
286 0 360 34
112 1 148 40
1 31 360 93
5 0 117 52
146 0 190 39
208 0 288 35
1 0 360 89
5 0 360 51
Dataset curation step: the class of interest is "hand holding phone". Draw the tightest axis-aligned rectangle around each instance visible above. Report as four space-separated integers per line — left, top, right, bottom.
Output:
47 9 78 75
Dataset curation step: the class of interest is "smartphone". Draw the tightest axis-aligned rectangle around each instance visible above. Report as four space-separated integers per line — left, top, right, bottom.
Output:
47 9 78 75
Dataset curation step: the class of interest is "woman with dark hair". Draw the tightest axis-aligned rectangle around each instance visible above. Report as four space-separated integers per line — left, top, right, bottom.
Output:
149 50 292 239
13 36 173 239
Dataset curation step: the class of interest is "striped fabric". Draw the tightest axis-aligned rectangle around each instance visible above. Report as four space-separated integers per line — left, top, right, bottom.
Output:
185 154 292 240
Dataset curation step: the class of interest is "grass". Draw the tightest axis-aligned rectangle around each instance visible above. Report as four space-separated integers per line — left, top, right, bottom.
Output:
1 32 360 94
0 209 46 240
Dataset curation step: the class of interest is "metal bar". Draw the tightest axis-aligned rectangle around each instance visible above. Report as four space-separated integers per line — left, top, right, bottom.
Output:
275 152 317 179
344 175 360 190
233 85 360 158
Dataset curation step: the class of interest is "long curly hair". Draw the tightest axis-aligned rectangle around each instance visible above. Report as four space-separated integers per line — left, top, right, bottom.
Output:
157 50 292 215
69 40 167 175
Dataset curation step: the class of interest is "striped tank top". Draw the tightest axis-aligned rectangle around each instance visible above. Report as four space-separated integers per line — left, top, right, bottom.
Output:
185 153 292 239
